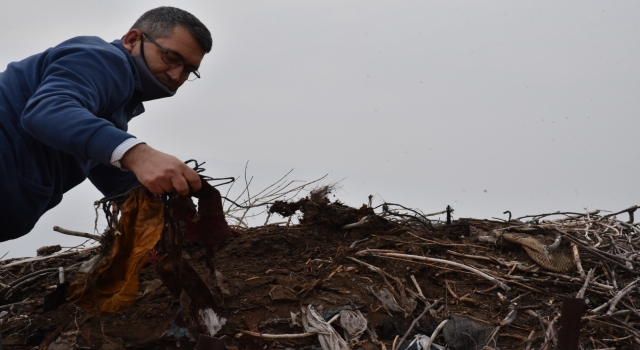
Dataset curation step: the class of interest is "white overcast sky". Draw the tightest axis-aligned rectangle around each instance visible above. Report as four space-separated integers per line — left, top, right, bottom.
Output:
1 1 639 259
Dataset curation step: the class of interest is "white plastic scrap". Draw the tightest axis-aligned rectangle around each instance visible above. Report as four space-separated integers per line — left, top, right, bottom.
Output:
199 308 227 337
301 305 349 350
404 334 445 350
366 286 417 313
289 311 302 327
338 310 367 344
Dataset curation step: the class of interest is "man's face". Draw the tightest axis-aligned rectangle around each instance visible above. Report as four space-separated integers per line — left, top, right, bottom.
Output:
123 26 205 91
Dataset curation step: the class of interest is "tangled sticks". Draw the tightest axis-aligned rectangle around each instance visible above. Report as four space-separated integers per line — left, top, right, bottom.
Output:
67 172 231 318
156 179 232 309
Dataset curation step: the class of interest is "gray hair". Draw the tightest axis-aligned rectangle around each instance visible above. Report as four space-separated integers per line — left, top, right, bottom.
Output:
131 6 212 53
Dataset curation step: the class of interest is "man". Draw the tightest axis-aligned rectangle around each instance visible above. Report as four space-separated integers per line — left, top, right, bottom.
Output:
0 7 210 241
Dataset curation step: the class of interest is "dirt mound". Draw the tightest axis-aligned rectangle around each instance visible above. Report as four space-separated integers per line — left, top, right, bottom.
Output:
1 198 639 349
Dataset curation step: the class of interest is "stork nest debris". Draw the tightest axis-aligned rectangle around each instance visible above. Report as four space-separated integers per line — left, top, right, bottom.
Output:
1 184 639 349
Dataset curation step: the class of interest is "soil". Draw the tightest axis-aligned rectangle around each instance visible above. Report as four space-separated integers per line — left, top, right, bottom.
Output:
0 197 637 350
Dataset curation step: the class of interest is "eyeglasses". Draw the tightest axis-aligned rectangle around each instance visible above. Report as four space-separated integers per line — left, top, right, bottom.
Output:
141 32 201 81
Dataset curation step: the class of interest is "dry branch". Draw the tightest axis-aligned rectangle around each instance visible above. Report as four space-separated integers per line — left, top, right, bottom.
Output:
395 301 440 350
576 268 595 299
0 246 98 269
356 249 511 291
239 330 329 338
425 319 449 350
53 226 101 240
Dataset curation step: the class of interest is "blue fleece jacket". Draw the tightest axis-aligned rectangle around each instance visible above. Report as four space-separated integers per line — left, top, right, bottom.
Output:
0 37 144 240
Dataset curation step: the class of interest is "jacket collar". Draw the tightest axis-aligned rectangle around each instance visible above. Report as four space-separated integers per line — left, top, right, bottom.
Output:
111 39 143 92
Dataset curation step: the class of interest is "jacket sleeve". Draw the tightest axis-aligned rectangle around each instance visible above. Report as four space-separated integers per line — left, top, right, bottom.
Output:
20 41 136 165
88 163 139 198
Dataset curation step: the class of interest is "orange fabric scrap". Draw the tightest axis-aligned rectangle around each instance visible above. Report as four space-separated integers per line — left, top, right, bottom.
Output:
67 189 164 315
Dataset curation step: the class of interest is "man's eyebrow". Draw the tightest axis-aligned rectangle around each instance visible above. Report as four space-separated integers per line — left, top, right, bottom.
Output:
167 48 199 70
166 48 186 62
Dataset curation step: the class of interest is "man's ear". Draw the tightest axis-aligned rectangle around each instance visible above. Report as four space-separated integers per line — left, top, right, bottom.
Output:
122 29 142 54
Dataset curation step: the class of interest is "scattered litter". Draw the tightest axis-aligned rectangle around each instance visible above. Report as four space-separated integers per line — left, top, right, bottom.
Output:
366 286 416 314
165 322 194 341
398 335 445 350
138 279 163 298
1 180 639 349
442 314 495 350
48 330 79 350
338 309 367 344
302 305 349 350
200 308 227 336
290 311 302 327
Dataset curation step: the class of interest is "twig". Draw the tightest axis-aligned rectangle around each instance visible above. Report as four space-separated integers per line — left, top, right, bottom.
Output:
391 335 399 350
563 235 637 274
349 238 370 249
4 272 66 300
410 275 425 300
0 299 36 310
423 209 451 217
483 304 518 348
0 246 98 269
571 243 586 278
590 277 640 314
348 257 412 316
224 170 328 227
525 330 536 350
356 249 511 291
2 268 59 289
501 304 518 326
539 314 561 350
239 330 329 338
424 319 448 350
606 278 640 316
576 268 595 299
39 321 71 350
395 301 440 350
342 216 371 230
53 226 101 240
602 205 637 223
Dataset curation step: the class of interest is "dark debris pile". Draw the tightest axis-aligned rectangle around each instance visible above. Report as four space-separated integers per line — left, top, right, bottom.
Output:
1 194 640 350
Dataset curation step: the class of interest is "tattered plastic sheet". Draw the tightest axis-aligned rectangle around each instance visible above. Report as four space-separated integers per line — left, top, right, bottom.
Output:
302 305 349 350
366 286 417 313
338 310 367 344
66 189 164 315
442 314 495 350
399 335 445 350
200 308 227 336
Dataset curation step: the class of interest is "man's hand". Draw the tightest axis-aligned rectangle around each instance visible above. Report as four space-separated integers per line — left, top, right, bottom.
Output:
120 144 202 196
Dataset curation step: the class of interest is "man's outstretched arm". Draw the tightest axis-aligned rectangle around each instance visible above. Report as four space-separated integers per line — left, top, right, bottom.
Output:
120 143 202 196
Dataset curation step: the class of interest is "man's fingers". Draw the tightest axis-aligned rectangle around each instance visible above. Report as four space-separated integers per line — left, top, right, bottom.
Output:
147 184 165 195
124 145 204 195
184 168 202 192
171 175 190 196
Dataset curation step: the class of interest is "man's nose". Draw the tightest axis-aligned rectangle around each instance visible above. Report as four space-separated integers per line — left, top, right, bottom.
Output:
166 65 183 82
